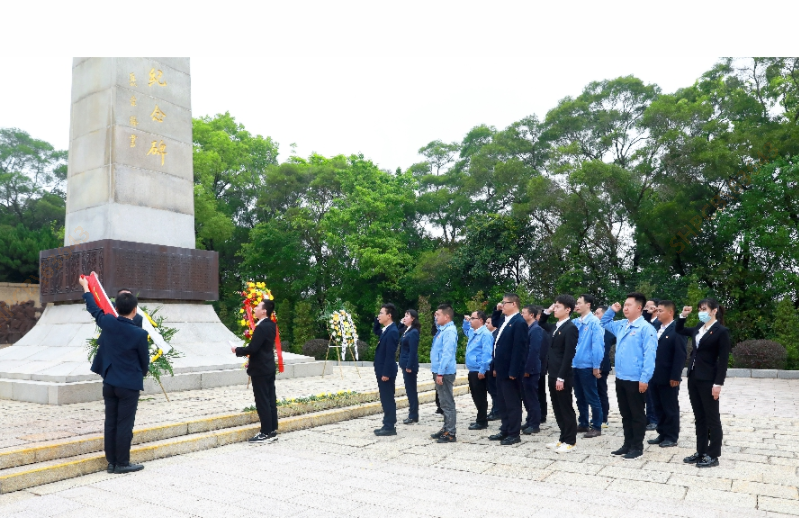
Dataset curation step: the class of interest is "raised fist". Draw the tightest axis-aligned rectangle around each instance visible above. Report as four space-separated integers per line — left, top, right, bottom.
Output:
682 306 693 318
611 302 622 313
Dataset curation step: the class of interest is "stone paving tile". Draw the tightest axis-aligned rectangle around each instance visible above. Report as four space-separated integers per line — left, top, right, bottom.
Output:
733 481 799 500
686 487 759 511
759 496 799 515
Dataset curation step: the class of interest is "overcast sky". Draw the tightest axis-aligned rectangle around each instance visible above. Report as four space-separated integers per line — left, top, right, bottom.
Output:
2 56 719 173
1 1 792 173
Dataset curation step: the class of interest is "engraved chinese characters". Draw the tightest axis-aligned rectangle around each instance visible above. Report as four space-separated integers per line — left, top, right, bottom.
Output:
129 67 169 166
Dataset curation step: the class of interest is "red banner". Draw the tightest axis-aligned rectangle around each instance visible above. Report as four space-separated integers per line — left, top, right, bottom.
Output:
82 273 117 317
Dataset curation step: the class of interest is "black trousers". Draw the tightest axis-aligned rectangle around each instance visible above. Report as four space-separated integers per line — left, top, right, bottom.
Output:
102 383 140 465
549 375 576 445
537 373 548 421
615 379 647 451
650 382 680 442
646 389 658 425
597 372 610 423
402 369 419 420
251 373 278 434
688 374 723 458
433 373 441 412
468 371 489 424
487 371 499 409
521 374 541 429
498 377 523 437
376 375 397 428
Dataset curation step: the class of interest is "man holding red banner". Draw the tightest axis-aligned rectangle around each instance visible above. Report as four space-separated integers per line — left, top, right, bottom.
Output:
79 273 149 474
231 299 279 443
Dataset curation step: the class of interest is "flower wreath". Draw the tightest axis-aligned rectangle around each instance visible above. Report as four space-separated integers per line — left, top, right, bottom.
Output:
326 309 359 361
238 281 284 373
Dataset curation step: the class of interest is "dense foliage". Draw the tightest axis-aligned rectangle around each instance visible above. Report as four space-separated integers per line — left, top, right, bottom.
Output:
732 340 788 370
3 58 799 364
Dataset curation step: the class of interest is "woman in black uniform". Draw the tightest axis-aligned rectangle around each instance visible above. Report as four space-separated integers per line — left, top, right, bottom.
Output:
399 310 421 424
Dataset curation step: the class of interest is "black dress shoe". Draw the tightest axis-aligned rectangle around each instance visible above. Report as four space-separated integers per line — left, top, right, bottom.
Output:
469 422 488 430
374 427 397 436
696 455 719 468
522 426 540 435
486 412 498 421
648 436 664 445
437 432 457 443
540 417 547 424
576 426 589 433
431 429 445 439
659 440 678 448
488 432 507 441
435 408 444 415
683 452 702 464
646 423 658 431
114 463 144 474
107 463 115 474
500 436 521 446
403 418 419 425
611 446 630 456
623 449 643 459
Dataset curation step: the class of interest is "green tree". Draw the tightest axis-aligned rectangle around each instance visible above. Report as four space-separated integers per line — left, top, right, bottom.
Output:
417 295 433 363
292 300 316 353
773 298 799 369
277 298 293 351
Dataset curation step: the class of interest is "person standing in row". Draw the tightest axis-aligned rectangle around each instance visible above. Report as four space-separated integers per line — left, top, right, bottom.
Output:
463 310 494 430
539 295 579 453
571 294 605 438
374 304 399 436
488 294 529 446
521 305 544 435
80 274 149 474
431 304 458 443
647 300 686 448
485 317 500 421
233 299 280 444
399 309 421 425
594 306 616 429
677 299 730 468
643 299 661 431
600 293 657 459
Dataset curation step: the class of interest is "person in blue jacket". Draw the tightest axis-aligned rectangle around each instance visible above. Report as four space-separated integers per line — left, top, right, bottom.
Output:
593 306 617 429
373 303 400 436
462 310 494 430
80 274 149 474
430 304 459 443
399 309 421 425
571 294 606 438
600 292 657 459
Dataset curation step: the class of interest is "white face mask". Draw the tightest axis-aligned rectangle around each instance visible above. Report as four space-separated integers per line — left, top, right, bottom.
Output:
698 311 711 323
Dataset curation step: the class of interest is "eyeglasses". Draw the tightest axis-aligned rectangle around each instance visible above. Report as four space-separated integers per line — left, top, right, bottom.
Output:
469 317 481 320
500 301 511 305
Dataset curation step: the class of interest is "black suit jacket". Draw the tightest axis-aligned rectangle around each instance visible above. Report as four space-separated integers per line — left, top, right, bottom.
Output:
675 318 731 385
374 323 399 379
399 328 419 372
539 313 578 380
236 319 276 377
85 293 149 391
600 329 616 374
650 321 687 385
539 325 551 376
493 313 528 379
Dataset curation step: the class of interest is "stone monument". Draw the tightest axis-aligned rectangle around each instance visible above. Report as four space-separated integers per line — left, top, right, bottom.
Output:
0 58 320 404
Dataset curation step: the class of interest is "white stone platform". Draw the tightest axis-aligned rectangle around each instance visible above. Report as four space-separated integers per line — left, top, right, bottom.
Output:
0 302 319 405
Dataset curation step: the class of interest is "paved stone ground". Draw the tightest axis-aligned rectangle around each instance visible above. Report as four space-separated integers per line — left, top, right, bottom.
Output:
0 367 393 450
1 376 799 516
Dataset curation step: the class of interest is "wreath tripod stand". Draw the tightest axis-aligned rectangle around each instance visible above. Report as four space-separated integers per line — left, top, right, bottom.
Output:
322 339 361 379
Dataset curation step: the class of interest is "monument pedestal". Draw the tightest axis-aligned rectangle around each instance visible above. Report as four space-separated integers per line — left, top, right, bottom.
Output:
0 302 321 405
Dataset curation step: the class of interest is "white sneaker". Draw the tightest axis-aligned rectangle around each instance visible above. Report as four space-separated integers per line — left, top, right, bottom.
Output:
546 442 561 449
602 422 609 429
555 443 576 453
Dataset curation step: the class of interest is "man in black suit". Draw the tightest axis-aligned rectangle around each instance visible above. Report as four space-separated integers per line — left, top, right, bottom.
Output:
488 293 529 446
521 305 544 435
534 308 551 426
593 306 616 429
646 300 686 448
374 303 400 436
539 294 579 453
232 299 279 443
80 274 149 474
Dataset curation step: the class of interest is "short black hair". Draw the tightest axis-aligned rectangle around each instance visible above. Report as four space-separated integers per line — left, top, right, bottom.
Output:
405 309 421 331
658 300 676 313
117 288 132 294
503 293 521 308
596 305 608 312
649 298 660 305
472 310 487 323
579 294 595 309
437 304 454 320
530 304 544 318
626 292 646 309
381 303 397 320
260 299 275 318
116 292 138 316
522 304 537 316
554 294 576 312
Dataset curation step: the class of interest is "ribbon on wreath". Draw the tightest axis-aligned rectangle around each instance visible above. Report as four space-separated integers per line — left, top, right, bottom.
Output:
81 273 117 316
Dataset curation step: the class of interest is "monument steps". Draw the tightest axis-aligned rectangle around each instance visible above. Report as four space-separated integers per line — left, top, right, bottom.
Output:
0 380 470 493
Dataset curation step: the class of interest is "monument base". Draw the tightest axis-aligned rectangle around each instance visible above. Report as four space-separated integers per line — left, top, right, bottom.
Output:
0 301 319 405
